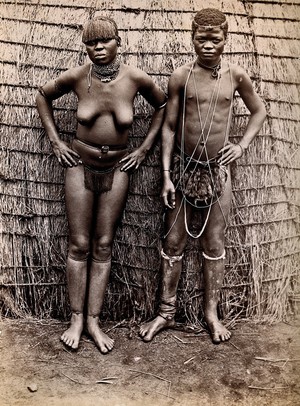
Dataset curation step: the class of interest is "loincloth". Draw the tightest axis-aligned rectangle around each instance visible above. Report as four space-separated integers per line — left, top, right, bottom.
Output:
71 138 128 194
172 151 227 207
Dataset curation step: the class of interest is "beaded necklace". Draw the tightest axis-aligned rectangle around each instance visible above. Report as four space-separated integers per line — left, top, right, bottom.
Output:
197 59 221 79
178 61 221 194
183 62 222 238
87 56 121 90
164 61 234 239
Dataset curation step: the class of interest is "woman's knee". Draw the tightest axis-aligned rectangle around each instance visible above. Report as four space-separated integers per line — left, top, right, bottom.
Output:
92 236 113 261
68 235 90 260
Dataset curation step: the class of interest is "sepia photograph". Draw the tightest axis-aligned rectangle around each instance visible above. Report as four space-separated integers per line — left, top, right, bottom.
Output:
0 0 299 405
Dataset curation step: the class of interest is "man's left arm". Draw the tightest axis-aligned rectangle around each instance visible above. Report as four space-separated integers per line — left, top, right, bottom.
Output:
218 67 267 165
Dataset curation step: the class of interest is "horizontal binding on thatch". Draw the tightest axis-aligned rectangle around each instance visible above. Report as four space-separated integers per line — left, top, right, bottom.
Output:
1 0 299 323
2 17 257 35
1 1 245 14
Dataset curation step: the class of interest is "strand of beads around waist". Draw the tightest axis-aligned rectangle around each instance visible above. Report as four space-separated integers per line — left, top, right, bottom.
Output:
71 138 128 171
75 137 128 153
174 144 220 169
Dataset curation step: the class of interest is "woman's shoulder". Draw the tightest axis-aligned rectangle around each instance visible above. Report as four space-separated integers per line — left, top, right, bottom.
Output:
121 63 148 79
121 63 156 88
60 64 90 80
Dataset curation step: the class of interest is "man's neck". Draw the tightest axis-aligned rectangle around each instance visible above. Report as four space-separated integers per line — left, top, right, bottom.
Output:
197 57 221 79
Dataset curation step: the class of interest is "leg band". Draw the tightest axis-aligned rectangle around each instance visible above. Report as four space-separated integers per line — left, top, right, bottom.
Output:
202 249 226 261
161 249 183 268
68 254 89 262
159 296 176 320
91 257 111 263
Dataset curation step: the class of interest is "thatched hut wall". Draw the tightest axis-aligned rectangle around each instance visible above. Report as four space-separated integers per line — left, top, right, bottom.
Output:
1 0 299 323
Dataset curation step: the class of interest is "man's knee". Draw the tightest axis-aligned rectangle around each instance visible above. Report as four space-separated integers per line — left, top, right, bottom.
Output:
164 233 186 256
201 232 225 259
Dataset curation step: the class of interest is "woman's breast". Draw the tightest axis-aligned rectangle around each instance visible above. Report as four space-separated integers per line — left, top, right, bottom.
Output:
113 107 134 129
77 103 133 129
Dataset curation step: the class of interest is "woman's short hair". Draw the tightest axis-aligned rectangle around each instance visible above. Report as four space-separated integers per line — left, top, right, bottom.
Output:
82 16 121 45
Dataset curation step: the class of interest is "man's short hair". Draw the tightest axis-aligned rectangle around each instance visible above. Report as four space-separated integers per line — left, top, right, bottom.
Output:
192 8 228 38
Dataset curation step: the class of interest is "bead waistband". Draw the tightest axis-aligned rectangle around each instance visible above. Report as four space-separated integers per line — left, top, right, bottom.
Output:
75 138 127 153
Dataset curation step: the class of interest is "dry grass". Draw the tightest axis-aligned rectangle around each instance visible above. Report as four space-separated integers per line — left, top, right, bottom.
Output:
0 0 299 324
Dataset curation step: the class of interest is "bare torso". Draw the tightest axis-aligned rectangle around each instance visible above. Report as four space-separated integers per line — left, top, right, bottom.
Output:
176 62 235 160
75 64 138 144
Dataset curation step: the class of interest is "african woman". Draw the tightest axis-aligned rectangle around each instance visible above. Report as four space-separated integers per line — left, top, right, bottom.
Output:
36 16 166 353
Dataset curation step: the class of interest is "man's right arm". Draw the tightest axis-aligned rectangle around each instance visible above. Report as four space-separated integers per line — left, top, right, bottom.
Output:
161 70 182 209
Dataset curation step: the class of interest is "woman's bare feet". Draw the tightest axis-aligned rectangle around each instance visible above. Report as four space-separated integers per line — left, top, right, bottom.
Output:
205 314 231 344
86 316 114 354
139 315 175 342
61 312 84 350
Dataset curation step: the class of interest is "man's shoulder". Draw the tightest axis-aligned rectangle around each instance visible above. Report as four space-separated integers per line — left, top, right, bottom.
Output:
170 62 193 82
172 62 193 74
227 62 248 78
226 63 252 89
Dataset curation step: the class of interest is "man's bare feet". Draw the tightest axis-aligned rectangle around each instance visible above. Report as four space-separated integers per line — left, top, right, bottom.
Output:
139 315 175 342
86 316 114 354
205 314 231 344
61 312 84 350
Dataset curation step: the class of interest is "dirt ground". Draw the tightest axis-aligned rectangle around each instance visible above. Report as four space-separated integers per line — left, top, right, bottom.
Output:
0 317 299 406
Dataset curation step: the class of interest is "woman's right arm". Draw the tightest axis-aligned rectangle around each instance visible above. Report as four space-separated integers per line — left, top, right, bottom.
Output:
36 70 79 167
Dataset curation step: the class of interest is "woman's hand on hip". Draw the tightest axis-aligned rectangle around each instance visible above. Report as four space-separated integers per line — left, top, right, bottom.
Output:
52 140 80 167
119 148 147 171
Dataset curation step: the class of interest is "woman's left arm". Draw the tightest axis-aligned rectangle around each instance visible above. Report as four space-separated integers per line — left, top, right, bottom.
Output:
120 72 166 171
